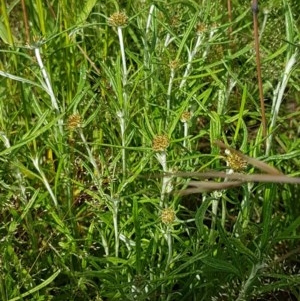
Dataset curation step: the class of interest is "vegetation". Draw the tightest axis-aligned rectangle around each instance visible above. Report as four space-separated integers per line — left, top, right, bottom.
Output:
0 0 300 300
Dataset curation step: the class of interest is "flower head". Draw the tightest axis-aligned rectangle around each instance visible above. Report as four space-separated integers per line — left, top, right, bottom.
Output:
225 149 247 172
196 23 207 35
161 208 176 225
68 113 82 130
180 111 192 123
152 135 169 152
169 59 180 70
108 12 128 27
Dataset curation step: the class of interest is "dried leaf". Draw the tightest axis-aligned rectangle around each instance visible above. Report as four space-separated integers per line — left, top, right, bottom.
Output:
179 180 243 195
168 171 300 184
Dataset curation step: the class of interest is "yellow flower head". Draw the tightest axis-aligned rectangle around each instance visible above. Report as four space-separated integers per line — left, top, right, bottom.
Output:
68 113 82 130
152 135 169 152
108 12 128 27
225 149 247 172
180 111 192 123
169 59 180 70
161 208 176 225
196 23 206 35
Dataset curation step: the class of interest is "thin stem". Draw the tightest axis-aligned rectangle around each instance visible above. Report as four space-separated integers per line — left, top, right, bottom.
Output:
165 228 173 268
146 5 155 35
266 51 297 155
259 8 270 41
117 110 126 177
179 33 204 89
203 26 217 59
34 46 63 136
209 197 219 244
227 0 233 38
167 67 175 117
112 197 120 257
236 262 266 301
143 5 156 98
78 129 101 179
32 156 57 207
252 0 267 139
156 152 172 207
116 26 128 176
182 121 189 149
117 26 128 89
21 0 30 44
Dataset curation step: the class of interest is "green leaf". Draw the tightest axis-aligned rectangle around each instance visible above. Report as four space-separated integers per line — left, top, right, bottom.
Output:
201 256 241 277
8 270 61 301
77 0 98 24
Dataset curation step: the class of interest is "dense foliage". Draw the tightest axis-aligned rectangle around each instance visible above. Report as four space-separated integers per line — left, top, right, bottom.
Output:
0 0 300 300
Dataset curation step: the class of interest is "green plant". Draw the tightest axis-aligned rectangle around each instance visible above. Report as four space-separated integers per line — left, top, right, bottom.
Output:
0 0 300 300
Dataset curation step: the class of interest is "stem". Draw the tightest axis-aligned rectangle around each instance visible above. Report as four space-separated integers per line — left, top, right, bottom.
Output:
180 33 203 89
117 26 128 89
165 228 173 268
117 110 126 177
203 25 217 59
252 0 267 140
227 0 233 38
156 152 172 207
236 262 265 301
259 8 270 41
34 47 63 136
209 197 219 244
78 129 100 179
183 121 189 148
146 5 155 35
117 26 128 176
143 5 156 99
266 52 297 155
21 0 30 44
167 67 175 117
32 156 57 207
112 197 120 257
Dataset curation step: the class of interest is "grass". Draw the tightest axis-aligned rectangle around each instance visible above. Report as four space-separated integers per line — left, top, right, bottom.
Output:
0 0 300 300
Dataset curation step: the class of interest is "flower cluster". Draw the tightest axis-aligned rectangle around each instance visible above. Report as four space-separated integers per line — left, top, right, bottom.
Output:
225 149 247 172
169 59 180 70
196 22 207 35
108 12 128 27
180 111 192 123
152 135 169 152
68 113 82 130
161 208 176 225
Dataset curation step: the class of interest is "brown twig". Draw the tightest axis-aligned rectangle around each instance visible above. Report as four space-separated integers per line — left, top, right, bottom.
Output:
179 180 243 195
227 0 233 38
169 171 300 184
252 0 267 140
21 0 30 45
173 171 300 195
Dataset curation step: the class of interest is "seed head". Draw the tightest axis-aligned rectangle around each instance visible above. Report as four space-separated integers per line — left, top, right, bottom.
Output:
180 111 192 122
161 208 176 225
225 149 247 172
196 23 206 35
152 135 169 152
170 14 180 28
68 113 82 130
108 12 128 27
169 59 180 70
